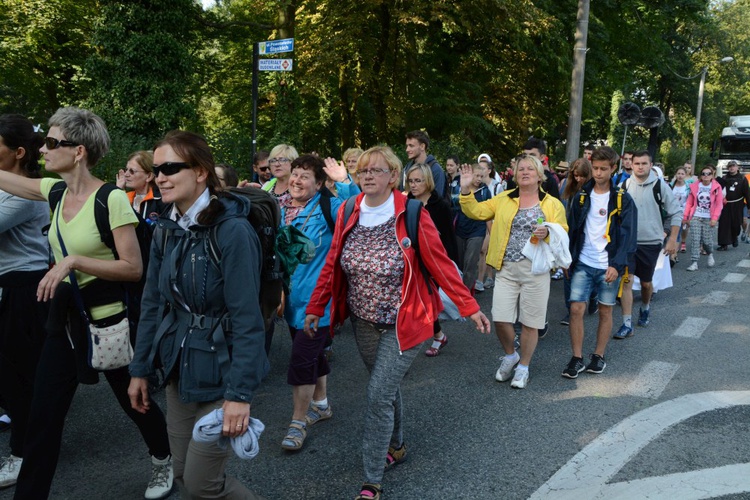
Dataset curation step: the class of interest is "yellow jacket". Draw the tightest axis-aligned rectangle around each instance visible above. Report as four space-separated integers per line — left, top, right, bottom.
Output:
460 188 568 271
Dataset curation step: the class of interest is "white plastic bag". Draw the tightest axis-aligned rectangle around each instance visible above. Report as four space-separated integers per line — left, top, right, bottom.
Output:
521 238 554 275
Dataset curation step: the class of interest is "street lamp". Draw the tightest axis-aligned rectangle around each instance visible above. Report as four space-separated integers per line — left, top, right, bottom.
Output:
689 56 734 170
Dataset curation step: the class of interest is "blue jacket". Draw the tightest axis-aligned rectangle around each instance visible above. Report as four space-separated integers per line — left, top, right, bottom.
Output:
567 180 638 274
280 192 344 329
130 194 269 404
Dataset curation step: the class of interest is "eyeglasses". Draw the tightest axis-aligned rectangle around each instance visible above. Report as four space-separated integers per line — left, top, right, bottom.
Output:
356 168 391 177
153 162 190 177
44 137 80 150
268 158 291 166
407 178 425 184
701 171 713 176
125 168 144 175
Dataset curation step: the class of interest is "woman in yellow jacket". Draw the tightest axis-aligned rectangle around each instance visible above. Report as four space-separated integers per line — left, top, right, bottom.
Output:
459 155 567 389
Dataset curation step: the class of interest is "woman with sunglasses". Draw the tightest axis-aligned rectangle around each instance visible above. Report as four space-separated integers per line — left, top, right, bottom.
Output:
305 146 490 500
128 131 268 499
116 150 166 223
262 143 298 205
459 154 567 389
683 168 723 271
405 162 459 357
0 107 172 500
0 114 48 490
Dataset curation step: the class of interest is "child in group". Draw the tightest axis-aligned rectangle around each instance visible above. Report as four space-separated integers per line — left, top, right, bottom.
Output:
670 167 690 256
683 167 723 271
455 163 493 293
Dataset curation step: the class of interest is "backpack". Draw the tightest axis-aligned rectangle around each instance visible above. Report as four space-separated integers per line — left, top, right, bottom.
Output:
625 177 668 220
318 186 336 233
47 182 153 320
341 196 435 293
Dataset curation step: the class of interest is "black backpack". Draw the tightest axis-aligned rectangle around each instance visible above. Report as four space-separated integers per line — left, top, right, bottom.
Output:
47 182 154 321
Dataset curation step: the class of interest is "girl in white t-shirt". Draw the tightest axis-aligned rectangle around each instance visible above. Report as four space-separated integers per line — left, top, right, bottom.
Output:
670 167 689 253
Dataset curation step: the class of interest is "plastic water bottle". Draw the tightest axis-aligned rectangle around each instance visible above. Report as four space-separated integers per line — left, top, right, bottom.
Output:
530 217 545 244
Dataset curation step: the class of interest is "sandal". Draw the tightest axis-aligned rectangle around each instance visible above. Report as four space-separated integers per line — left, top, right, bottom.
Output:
281 420 307 451
355 483 382 500
680 243 686 253
384 443 407 470
425 334 448 357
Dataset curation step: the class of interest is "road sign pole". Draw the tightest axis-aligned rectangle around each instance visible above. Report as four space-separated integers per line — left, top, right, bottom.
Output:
251 42 259 164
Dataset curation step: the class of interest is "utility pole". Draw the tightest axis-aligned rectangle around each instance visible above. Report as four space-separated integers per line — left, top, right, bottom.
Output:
565 0 590 164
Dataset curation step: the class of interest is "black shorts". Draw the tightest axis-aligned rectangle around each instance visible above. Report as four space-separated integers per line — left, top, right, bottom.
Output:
633 244 662 282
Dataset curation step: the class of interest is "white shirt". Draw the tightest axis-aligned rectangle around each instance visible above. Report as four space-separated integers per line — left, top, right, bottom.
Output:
359 192 395 227
694 184 711 219
579 190 610 269
170 188 211 229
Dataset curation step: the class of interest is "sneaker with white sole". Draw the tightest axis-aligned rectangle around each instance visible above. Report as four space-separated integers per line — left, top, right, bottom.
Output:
707 254 715 267
483 277 494 289
510 369 529 389
474 279 485 292
0 455 22 489
561 357 585 379
686 261 698 271
495 353 519 382
145 455 174 500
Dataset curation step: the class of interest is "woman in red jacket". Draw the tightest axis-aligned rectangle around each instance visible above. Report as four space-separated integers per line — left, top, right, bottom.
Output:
304 146 489 500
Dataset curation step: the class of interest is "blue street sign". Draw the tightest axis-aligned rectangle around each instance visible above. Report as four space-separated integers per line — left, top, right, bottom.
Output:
258 38 294 55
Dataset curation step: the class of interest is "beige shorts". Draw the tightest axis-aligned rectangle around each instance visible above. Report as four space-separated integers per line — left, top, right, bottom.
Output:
491 259 550 329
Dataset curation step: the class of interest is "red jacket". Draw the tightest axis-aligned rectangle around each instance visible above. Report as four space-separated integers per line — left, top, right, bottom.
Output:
306 191 480 352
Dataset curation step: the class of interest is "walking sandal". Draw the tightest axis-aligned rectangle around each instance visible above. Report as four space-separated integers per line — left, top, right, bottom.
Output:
355 483 382 500
384 443 407 470
281 421 307 451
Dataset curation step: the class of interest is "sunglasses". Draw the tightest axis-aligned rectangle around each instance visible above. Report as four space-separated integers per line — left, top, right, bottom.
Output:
125 168 144 175
153 162 190 177
44 137 80 150
257 166 271 172
701 172 713 176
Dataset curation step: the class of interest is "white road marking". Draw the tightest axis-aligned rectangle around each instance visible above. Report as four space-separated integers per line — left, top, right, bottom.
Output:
673 317 711 339
529 391 750 500
702 290 731 305
626 361 679 399
722 272 746 283
736 259 750 268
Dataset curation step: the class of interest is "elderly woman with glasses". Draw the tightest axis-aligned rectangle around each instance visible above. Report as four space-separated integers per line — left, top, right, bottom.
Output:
459 154 567 390
116 150 166 223
0 107 172 499
262 143 298 205
305 145 490 500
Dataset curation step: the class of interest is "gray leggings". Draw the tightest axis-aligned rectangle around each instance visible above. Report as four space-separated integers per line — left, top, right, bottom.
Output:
351 316 422 484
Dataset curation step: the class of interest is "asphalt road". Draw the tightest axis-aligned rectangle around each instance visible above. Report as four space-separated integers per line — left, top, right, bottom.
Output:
1 245 749 499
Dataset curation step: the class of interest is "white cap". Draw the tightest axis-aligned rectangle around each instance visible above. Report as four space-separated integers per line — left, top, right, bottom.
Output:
477 153 492 163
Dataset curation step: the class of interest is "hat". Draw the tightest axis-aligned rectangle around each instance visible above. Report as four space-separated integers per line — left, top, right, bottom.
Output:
477 153 492 164
555 161 569 172
728 160 739 167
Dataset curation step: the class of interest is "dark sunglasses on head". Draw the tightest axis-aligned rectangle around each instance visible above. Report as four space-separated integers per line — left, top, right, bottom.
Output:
153 162 191 177
44 137 80 150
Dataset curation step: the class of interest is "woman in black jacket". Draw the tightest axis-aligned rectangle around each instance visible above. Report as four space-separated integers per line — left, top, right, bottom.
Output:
406 163 461 357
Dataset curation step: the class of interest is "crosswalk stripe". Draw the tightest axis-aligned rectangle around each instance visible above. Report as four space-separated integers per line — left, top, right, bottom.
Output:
722 273 746 283
673 317 711 339
626 361 679 399
736 259 750 268
702 290 731 305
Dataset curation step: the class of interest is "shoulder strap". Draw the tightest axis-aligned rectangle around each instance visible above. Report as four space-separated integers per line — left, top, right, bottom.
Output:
318 192 336 233
48 181 68 213
342 196 357 229
617 188 623 215
404 198 434 294
93 184 120 256
653 179 663 208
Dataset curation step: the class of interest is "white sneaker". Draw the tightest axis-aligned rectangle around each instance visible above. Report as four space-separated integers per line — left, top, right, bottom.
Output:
145 455 174 500
0 455 22 488
474 279 485 292
510 369 529 389
707 254 715 267
686 261 698 271
483 277 494 289
495 353 519 382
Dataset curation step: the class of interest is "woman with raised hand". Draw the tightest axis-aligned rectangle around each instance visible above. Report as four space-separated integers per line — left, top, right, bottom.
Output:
305 146 489 500
405 162 460 357
0 114 48 490
460 154 567 389
0 107 172 500
128 130 268 499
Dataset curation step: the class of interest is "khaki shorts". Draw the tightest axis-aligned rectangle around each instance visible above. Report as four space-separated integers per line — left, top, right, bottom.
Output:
491 259 550 329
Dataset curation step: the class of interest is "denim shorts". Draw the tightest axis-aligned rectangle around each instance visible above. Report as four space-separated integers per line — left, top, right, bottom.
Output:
569 262 621 306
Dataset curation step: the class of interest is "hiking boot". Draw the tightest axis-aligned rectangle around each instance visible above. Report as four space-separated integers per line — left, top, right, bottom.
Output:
510 369 529 389
687 261 698 271
585 354 607 374
561 357 585 379
495 353 519 382
707 254 715 267
637 307 650 327
613 324 633 339
305 403 333 426
0 455 22 489
145 455 173 500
